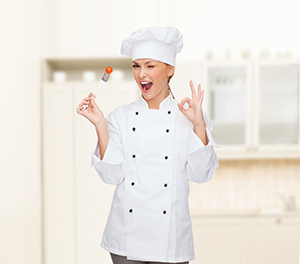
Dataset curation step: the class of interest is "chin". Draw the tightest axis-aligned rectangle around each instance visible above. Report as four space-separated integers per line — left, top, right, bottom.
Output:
141 93 152 100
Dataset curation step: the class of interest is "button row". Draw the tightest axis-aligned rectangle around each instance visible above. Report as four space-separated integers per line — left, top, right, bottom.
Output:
132 154 169 159
129 208 167 214
132 127 170 133
130 182 168 187
135 110 172 115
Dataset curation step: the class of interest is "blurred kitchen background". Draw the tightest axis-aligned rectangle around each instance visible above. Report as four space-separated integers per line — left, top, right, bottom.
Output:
1 0 300 264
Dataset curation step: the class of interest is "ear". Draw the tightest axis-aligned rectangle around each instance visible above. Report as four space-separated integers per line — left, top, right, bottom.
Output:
167 65 175 77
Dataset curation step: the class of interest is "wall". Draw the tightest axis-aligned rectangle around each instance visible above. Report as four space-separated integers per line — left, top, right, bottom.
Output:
0 0 47 263
47 0 176 57
190 160 300 214
46 0 300 59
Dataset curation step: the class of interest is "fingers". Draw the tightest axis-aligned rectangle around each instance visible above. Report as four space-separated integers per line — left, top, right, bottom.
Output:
76 105 85 115
199 90 205 106
197 84 201 100
179 97 191 106
189 80 196 98
178 97 191 111
190 81 205 104
82 99 91 105
91 95 97 107
79 93 94 106
77 93 94 115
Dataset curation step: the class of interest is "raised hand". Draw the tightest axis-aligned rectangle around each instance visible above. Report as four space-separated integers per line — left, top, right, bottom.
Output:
76 92 105 126
177 80 205 126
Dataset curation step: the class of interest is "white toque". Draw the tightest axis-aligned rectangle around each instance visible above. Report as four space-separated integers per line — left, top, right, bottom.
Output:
121 26 183 67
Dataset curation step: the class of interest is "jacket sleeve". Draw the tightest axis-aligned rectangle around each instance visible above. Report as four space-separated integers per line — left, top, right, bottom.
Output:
91 110 125 185
186 111 219 183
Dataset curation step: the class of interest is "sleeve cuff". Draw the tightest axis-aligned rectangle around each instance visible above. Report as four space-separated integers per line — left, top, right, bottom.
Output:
91 138 124 168
187 126 220 155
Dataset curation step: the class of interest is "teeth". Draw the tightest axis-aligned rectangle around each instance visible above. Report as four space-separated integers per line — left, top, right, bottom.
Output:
141 82 150 85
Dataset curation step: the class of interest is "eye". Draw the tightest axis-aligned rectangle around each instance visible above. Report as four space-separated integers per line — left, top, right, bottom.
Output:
132 64 139 68
148 65 155 68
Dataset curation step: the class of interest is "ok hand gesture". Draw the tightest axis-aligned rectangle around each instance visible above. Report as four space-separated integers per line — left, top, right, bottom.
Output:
177 80 205 126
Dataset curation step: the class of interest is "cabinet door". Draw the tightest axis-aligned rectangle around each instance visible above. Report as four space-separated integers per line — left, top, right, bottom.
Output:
191 217 247 264
43 83 76 264
74 81 137 264
203 62 252 150
248 216 300 264
254 61 300 152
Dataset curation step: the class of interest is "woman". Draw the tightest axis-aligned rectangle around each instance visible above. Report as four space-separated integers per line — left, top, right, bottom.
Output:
77 27 219 264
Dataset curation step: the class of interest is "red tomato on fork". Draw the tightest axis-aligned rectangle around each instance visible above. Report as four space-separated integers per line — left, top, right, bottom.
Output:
106 66 113 74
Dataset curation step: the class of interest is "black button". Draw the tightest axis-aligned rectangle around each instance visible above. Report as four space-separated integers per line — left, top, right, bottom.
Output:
165 156 168 160
167 111 171 114
129 209 133 213
131 182 135 186
164 183 168 187
132 154 136 158
135 112 139 115
132 127 136 132
166 129 169 133
163 210 167 214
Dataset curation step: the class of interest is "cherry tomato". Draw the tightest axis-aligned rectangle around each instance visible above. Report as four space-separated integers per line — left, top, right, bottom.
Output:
106 66 113 74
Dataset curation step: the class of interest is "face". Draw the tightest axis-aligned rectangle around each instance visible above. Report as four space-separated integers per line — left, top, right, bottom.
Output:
132 59 174 103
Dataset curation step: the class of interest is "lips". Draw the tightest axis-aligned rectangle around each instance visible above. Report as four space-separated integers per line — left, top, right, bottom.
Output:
140 81 153 92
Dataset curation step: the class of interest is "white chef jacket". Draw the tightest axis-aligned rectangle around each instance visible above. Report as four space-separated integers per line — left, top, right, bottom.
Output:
91 92 219 263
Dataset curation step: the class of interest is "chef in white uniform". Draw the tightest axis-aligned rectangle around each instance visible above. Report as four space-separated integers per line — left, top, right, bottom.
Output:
77 27 219 264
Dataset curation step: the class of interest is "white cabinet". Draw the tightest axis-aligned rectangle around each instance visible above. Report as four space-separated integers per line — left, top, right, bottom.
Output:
43 83 76 264
201 60 300 159
191 214 300 264
248 216 300 264
254 61 300 153
191 217 248 264
203 61 252 149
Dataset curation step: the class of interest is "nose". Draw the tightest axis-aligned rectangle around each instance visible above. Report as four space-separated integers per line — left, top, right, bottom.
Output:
138 67 147 79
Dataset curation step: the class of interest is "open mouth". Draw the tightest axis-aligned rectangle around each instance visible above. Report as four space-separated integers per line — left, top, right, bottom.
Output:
140 81 153 92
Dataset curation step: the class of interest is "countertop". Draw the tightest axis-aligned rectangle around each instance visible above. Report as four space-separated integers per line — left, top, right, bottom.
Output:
191 209 300 217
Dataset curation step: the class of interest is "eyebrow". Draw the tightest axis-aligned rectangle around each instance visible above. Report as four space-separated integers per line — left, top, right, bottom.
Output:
132 60 155 65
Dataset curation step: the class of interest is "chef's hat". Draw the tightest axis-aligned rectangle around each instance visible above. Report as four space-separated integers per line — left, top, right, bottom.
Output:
121 26 183 67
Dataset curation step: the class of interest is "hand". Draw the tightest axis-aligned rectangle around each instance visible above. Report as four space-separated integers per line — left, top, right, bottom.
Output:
76 92 105 126
177 81 205 126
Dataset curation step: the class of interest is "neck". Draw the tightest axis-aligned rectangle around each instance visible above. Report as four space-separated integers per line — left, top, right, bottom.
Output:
144 88 169 109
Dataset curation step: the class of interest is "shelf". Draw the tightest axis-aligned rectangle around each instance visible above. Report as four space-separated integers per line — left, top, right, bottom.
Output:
260 85 297 91
43 57 133 83
216 149 300 160
44 57 131 70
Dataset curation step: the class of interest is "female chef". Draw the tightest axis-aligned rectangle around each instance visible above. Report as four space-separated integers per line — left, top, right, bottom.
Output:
77 27 219 264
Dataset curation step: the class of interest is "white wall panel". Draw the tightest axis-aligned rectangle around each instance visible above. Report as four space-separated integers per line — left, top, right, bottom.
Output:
0 0 45 263
43 84 76 264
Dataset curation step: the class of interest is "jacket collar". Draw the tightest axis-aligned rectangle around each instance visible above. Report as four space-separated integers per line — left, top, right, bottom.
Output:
138 90 173 110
